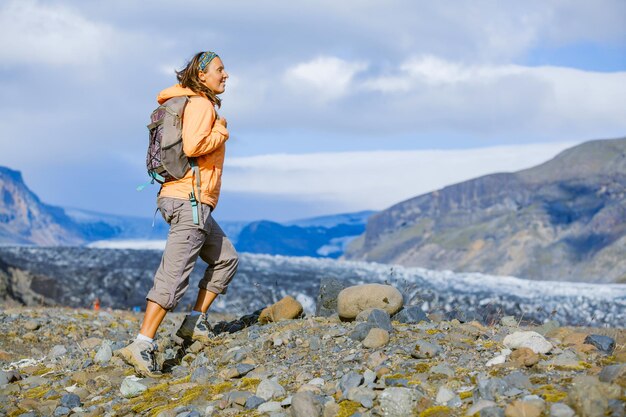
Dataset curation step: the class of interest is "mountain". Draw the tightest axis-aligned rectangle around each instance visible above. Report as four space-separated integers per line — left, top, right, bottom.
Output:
0 165 172 246
0 167 85 245
236 219 368 258
344 138 626 283
0 165 371 257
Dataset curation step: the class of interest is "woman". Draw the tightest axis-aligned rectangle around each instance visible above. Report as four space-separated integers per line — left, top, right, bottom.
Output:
117 51 239 377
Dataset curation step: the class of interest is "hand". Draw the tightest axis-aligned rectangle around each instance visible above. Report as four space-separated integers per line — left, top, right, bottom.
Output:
216 117 227 128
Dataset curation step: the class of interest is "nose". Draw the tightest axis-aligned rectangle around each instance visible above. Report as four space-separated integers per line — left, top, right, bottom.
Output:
223 71 229 79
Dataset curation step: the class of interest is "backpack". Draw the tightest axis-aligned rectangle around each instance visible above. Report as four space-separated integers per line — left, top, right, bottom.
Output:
146 96 191 183
143 96 203 226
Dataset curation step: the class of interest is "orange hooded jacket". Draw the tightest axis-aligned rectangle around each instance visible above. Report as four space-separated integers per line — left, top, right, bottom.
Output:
156 84 229 209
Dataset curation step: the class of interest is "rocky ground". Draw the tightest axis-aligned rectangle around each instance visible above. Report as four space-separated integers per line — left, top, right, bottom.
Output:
0 303 624 417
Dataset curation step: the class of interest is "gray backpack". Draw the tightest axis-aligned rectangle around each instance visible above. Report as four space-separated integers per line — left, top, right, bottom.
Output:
144 96 203 225
146 96 192 183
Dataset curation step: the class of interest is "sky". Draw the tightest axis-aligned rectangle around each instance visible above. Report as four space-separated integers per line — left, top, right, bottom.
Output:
0 0 625 222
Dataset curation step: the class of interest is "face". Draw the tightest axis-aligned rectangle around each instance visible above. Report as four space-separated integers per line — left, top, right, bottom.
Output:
198 57 228 94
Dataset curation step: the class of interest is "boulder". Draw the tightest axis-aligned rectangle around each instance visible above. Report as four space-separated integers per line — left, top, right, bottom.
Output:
337 284 403 320
503 331 553 354
258 295 303 324
316 277 346 317
362 328 390 349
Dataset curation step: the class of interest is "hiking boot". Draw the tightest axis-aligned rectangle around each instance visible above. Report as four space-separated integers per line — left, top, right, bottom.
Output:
175 313 214 344
115 339 162 378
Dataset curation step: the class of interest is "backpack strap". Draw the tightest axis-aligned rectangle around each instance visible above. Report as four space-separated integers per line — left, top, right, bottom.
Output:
189 158 203 227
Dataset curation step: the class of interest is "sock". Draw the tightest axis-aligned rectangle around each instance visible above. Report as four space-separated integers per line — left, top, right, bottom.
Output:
136 333 154 343
189 310 202 317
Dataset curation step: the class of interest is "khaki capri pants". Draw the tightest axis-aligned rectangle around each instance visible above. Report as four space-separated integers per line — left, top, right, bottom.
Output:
147 197 239 310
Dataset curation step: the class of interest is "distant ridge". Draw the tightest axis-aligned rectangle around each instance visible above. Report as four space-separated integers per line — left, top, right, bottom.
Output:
0 165 372 258
344 137 626 283
0 166 84 245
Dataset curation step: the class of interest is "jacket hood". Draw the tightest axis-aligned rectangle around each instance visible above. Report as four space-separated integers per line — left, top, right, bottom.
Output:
157 84 199 104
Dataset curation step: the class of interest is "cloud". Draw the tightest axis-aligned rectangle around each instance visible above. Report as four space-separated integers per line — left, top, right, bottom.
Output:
0 0 122 68
284 56 367 102
223 142 578 212
228 54 626 142
0 0 623 220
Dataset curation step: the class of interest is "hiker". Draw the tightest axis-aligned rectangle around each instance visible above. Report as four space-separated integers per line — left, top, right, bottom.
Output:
117 51 239 377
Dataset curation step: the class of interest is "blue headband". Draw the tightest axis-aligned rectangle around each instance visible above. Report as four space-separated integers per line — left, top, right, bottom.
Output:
198 51 218 71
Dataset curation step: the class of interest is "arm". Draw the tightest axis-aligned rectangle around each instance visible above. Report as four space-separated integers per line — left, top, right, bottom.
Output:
182 96 229 157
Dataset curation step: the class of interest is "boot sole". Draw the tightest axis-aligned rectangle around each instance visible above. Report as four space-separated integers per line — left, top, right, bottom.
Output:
176 329 213 345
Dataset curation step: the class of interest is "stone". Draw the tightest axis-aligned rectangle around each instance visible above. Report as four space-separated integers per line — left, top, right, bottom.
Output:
500 316 518 327
236 363 256 377
256 379 286 401
257 401 283 413
510 347 538 367
347 386 376 408
430 363 455 377
599 364 625 386
568 375 621 417
324 401 341 417
535 320 560 336
379 387 423 417
481 406 505 417
24 320 40 331
227 390 252 407
608 399 625 417
297 384 322 394
436 386 455 404
339 371 364 394
258 296 303 324
503 371 532 391
503 331 553 354
60 393 81 409
362 328 390 349
411 340 442 359
191 366 211 384
505 401 542 417
367 351 388 368
245 395 265 410
450 309 483 323
363 369 376 386
392 306 430 324
348 323 376 341
550 403 575 417
539 350 581 370
54 406 71 416
120 378 148 398
355 308 376 321
486 354 507 367
316 277 347 317
0 370 22 384
290 391 322 417
48 345 68 359
94 343 112 364
467 400 498 416
337 284 403 319
365 309 393 332
477 377 509 401
308 377 325 386
584 334 615 354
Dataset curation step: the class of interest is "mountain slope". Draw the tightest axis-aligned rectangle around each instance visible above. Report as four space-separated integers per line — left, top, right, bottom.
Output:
0 167 85 245
344 138 626 283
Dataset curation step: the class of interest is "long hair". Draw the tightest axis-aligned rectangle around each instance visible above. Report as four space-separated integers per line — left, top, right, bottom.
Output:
176 52 222 108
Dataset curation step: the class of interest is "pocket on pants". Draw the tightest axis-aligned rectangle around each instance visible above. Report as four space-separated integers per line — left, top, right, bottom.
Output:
158 198 185 225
